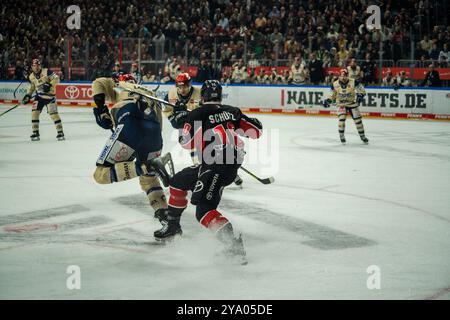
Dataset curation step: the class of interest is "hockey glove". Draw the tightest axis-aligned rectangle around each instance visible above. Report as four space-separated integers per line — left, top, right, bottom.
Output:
173 100 187 112
356 94 365 105
168 101 189 129
93 105 113 130
22 94 31 105
42 82 52 93
323 98 332 108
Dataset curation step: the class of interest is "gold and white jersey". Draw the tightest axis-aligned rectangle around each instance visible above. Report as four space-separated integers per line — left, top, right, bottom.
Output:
329 78 366 108
27 68 59 100
92 77 118 104
112 81 163 126
163 86 201 118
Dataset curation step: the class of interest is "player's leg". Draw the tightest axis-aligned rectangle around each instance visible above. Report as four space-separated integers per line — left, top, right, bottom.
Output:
46 98 65 140
350 107 369 144
337 106 347 144
154 165 200 239
139 173 168 219
30 99 45 141
94 103 157 183
193 165 246 263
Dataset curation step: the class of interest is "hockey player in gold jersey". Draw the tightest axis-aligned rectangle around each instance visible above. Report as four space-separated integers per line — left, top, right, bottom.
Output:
92 74 168 221
21 59 64 141
323 69 369 144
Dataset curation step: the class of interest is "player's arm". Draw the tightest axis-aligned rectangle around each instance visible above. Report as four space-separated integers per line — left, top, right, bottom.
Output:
227 106 262 139
44 70 59 94
179 108 202 150
92 78 113 129
22 76 34 104
355 79 366 104
238 113 263 139
323 84 336 108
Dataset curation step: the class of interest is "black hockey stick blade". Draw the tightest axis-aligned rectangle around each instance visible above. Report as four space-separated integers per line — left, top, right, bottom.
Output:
240 166 274 185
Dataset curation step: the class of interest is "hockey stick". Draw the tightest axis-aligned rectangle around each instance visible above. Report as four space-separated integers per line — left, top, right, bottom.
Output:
13 81 24 99
116 83 175 109
0 103 21 117
239 166 274 185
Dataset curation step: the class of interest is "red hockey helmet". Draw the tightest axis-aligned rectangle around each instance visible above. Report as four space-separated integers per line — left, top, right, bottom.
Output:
176 73 191 87
118 73 136 83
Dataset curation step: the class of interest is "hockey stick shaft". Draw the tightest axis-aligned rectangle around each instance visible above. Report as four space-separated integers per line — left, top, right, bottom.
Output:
239 166 274 185
13 81 24 99
118 85 175 110
0 104 21 117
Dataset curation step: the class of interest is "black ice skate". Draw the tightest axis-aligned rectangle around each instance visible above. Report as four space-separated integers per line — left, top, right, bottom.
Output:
154 219 182 242
339 133 346 144
361 135 369 144
30 132 40 141
56 132 65 141
222 234 247 265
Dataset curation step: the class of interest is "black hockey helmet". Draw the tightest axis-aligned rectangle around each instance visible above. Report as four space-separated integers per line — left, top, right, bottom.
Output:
201 80 222 102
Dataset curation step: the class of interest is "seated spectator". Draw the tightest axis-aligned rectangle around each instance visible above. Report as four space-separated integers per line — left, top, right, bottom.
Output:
382 69 396 86
394 70 411 87
142 69 155 82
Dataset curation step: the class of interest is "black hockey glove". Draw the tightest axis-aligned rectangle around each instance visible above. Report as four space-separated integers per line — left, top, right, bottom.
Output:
42 82 52 93
168 101 189 129
356 94 365 105
93 105 113 130
323 98 332 108
173 100 187 112
22 94 31 105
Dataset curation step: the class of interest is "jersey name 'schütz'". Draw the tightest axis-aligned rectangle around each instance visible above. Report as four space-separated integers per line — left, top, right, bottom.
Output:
208 111 237 124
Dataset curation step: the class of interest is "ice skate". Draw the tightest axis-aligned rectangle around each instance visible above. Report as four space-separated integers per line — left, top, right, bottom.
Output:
56 132 65 141
154 219 182 242
30 132 40 141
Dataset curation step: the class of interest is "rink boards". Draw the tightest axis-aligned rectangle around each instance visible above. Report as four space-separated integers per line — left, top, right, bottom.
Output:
1 81 449 120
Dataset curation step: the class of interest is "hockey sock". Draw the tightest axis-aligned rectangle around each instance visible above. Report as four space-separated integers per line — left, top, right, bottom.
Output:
139 173 167 211
31 110 40 132
50 113 63 133
354 117 365 136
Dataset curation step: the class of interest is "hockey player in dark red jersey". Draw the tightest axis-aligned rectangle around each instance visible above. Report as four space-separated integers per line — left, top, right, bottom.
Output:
154 80 263 264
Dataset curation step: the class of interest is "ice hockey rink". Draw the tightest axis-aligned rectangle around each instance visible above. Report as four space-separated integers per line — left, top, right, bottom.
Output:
0 105 449 300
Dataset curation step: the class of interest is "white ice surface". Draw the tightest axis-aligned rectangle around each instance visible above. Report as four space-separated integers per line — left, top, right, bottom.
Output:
0 105 449 300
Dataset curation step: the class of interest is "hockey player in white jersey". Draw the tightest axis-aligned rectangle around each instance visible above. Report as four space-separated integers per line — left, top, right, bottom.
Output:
21 59 64 141
323 69 369 144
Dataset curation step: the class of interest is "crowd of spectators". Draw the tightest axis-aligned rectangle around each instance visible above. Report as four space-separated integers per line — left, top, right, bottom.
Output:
0 0 448 86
